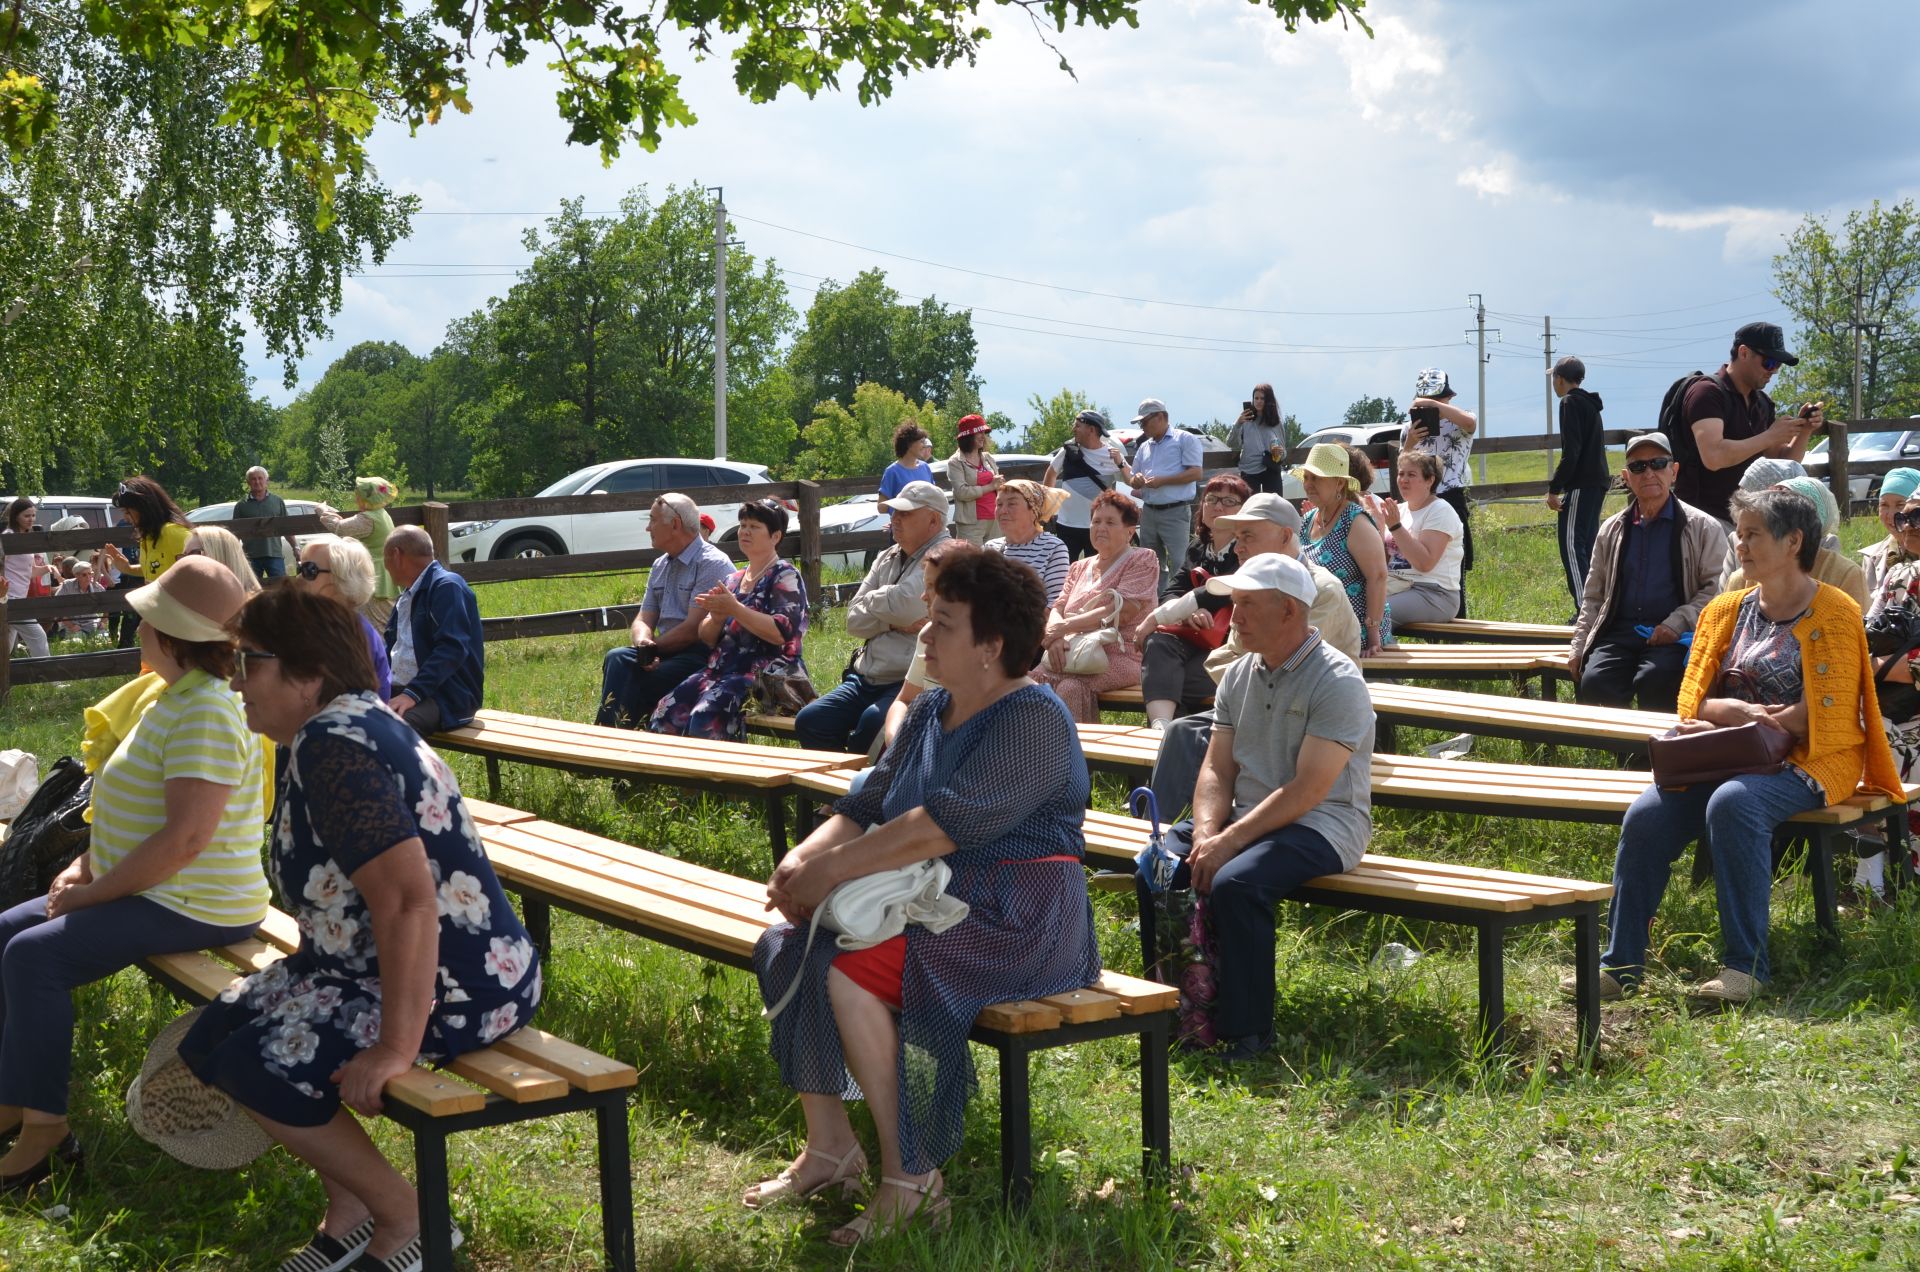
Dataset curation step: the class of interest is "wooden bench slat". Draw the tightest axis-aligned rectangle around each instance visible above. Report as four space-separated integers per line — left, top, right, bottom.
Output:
484 842 765 960
464 797 541 827
1036 989 1123 1023
476 708 862 767
258 908 302 953
1358 853 1615 901
973 1000 1065 1033
488 1027 639 1092
444 1048 571 1103
490 822 769 905
440 729 805 788
1304 874 1534 911
1092 971 1181 1015
1341 862 1580 900
214 938 288 974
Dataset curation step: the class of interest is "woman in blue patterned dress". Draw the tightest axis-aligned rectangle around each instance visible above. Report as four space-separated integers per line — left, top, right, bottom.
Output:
747 551 1099 1245
178 588 541 1272
649 499 809 740
1298 442 1390 655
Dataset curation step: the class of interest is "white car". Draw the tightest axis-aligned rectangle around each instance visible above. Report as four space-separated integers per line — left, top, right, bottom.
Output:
188 500 328 553
1281 424 1401 499
449 458 778 561
1805 428 1920 505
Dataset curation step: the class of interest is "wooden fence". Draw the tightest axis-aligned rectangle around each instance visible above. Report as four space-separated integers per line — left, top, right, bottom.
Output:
3 419 1910 698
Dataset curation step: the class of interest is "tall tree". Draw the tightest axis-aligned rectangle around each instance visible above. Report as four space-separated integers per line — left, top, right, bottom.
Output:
1773 199 1920 420
1018 388 1104 454
787 269 979 423
1 0 1368 213
1341 395 1400 429
0 15 410 495
458 186 796 496
793 383 945 482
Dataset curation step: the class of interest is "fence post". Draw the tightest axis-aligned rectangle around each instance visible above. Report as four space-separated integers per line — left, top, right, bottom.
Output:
423 502 450 562
0 597 10 706
1827 421 1850 519
798 481 823 605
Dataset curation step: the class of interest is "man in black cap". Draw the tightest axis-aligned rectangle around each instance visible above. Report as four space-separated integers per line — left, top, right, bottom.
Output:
1546 355 1609 619
1674 322 1822 527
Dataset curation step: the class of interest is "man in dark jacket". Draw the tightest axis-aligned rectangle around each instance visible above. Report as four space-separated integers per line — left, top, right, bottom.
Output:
1546 356 1610 619
382 525 484 735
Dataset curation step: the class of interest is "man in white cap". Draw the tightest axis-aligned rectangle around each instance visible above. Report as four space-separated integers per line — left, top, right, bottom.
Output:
1168 551 1374 1062
795 481 950 754
1128 397 1204 587
1400 368 1477 616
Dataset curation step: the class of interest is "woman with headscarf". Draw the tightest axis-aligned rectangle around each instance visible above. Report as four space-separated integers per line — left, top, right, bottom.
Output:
318 477 399 628
985 479 1072 606
1862 467 1920 596
1722 475 1867 608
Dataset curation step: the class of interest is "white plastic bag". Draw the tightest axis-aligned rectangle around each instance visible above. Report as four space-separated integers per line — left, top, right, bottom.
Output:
0 751 39 822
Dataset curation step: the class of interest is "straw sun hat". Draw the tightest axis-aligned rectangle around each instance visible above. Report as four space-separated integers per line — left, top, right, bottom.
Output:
125 555 247 643
125 1009 272 1170
1299 443 1361 496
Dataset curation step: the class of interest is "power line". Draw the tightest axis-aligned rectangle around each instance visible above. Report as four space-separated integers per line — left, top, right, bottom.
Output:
1486 290 1776 322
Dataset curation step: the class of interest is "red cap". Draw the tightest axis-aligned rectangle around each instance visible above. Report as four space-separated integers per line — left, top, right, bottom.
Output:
698 513 716 533
957 414 989 436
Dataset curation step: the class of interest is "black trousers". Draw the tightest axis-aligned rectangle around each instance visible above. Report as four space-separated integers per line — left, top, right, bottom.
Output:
1577 634 1690 714
1556 485 1608 615
1436 485 1473 617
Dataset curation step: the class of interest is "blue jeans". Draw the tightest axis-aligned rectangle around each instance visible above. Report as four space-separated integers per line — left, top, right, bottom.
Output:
1167 819 1346 1039
1601 769 1824 985
595 643 710 728
0 894 258 1114
249 555 286 582
793 672 900 755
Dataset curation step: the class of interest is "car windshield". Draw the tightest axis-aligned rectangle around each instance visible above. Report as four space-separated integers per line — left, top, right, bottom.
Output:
535 470 599 498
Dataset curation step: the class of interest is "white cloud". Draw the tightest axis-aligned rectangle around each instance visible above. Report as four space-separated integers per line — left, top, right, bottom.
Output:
1457 157 1515 200
1339 14 1464 141
1650 206 1802 262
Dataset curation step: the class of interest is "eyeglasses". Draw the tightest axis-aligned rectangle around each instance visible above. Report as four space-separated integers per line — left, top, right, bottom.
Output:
1895 508 1920 530
233 648 278 681
1201 495 1244 507
294 560 331 581
1625 457 1674 474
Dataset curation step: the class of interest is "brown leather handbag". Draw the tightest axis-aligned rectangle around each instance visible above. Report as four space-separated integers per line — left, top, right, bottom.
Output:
1648 720 1794 788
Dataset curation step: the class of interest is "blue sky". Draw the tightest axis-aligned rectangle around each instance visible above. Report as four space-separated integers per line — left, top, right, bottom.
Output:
256 0 1920 442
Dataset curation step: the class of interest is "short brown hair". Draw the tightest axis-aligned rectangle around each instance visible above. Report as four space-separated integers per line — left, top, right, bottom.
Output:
933 551 1047 676
151 630 236 680
1089 490 1141 527
893 422 930 459
230 586 376 704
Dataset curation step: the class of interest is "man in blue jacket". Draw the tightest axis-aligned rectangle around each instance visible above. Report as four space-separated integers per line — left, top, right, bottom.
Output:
383 524 484 736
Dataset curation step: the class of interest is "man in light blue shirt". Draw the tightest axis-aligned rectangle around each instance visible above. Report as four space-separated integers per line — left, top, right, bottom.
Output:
1129 397 1204 587
595 492 735 727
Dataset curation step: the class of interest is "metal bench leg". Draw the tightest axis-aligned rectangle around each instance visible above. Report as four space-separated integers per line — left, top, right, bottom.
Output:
1475 919 1506 1057
1377 721 1401 755
1573 906 1601 1059
414 1126 456 1272
523 895 553 960
1139 1015 1171 1189
998 1037 1035 1206
794 793 818 842
485 754 502 800
595 1091 637 1272
1132 877 1159 973
1809 829 1839 939
765 794 789 864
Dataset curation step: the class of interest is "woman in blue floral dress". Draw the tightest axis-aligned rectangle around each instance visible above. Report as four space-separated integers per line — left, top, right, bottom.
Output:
649 499 809 740
178 588 540 1272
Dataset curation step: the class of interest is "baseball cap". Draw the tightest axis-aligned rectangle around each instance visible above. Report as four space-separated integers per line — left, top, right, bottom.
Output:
1130 398 1169 424
1074 409 1111 435
1549 355 1586 384
1734 321 1799 366
1205 552 1317 608
878 480 951 517
1624 432 1672 458
1214 493 1302 534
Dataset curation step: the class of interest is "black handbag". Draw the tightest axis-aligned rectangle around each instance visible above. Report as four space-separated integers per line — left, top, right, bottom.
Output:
0 756 93 908
1866 601 1920 658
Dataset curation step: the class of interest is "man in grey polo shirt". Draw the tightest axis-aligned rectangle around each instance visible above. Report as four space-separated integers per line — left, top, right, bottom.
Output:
1129 397 1204 587
1170 552 1374 1062
594 492 735 728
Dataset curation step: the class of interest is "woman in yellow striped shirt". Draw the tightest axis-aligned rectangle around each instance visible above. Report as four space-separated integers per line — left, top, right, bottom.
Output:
0 557 267 1192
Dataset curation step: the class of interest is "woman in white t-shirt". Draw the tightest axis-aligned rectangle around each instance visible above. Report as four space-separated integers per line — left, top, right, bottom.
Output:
1377 450 1463 630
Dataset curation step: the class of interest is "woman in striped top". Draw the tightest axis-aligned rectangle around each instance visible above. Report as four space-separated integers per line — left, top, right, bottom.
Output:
0 557 266 1194
985 479 1072 606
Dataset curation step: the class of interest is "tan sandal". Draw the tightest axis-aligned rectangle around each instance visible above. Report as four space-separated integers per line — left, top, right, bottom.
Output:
742 1143 868 1210
828 1170 950 1247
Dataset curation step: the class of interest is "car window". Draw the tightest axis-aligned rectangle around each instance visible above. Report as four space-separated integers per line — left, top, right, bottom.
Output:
594 465 660 495
535 471 597 497
665 463 724 489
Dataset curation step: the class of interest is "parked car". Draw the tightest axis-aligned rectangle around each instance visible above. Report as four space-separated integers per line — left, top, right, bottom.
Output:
187 499 328 553
1107 426 1231 461
448 458 777 562
1281 424 1401 499
8 495 118 531
1804 426 1920 505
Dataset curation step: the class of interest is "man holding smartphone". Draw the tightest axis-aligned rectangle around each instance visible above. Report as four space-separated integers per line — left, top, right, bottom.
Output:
1674 322 1821 530
1399 368 1477 616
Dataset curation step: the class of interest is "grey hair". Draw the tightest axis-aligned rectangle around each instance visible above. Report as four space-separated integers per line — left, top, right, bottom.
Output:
185 525 261 596
310 534 376 606
653 492 701 537
1729 487 1820 572
387 524 436 559
246 465 269 481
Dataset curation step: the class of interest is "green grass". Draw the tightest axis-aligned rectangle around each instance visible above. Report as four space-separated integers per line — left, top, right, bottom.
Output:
2 504 1919 1269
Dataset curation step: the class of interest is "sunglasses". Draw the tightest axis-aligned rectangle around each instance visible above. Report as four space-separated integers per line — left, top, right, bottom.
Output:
1761 357 1782 372
233 648 279 682
1625 457 1673 474
180 547 204 557
1895 508 1920 530
294 560 331 581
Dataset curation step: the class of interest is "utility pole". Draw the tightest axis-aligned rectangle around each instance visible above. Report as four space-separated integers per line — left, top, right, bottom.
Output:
1542 316 1555 478
1852 282 1866 425
1465 294 1496 483
711 186 729 460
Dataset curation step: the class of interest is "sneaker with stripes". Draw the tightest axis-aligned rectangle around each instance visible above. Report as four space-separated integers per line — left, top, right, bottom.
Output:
279 1219 374 1272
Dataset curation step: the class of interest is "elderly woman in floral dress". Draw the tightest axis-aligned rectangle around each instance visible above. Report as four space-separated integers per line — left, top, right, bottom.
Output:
178 587 541 1272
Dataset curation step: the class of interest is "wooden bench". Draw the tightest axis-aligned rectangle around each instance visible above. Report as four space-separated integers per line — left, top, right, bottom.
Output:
432 709 867 860
789 771 1609 1055
1368 682 1676 758
1093 646 1575 715
460 801 1178 1204
1398 619 1576 646
142 899 639 1272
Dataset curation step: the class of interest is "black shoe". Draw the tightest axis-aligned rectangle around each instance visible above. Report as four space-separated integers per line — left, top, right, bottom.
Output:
0 1132 82 1195
1214 1030 1275 1064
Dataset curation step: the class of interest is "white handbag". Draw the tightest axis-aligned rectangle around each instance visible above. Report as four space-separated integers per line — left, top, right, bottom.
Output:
1061 598 1120 676
763 858 970 1020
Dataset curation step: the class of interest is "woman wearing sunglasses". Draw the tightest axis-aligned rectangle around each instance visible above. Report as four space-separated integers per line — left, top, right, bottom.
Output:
293 535 393 699
97 475 192 588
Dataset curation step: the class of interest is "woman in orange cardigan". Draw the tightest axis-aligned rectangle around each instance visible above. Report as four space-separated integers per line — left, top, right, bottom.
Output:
1572 487 1903 1006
